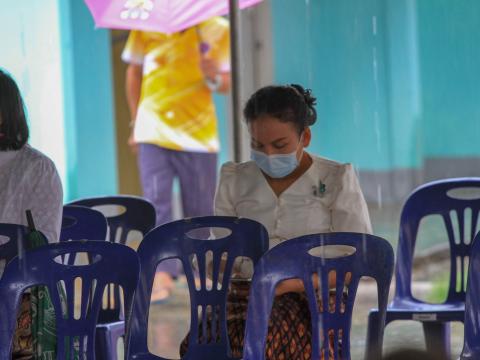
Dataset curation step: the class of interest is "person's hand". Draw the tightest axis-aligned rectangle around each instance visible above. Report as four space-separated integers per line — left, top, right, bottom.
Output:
230 279 251 297
128 130 138 154
200 56 219 81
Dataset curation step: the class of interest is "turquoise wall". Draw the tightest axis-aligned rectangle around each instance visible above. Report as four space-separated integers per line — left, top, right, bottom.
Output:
417 0 480 158
271 0 480 171
58 0 118 200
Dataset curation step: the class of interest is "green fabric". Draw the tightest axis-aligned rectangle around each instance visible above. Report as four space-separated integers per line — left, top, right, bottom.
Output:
26 230 57 359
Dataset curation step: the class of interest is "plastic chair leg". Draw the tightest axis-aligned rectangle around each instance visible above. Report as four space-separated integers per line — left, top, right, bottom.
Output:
423 322 451 359
365 310 383 360
95 321 124 359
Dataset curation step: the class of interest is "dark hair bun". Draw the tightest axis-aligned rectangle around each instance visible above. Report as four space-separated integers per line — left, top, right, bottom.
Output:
243 83 318 133
289 84 317 126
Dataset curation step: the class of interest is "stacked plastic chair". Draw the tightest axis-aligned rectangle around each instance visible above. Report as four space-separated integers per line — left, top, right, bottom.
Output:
0 223 30 268
460 231 480 359
242 232 393 360
68 195 156 359
367 178 480 359
0 240 139 359
126 216 269 360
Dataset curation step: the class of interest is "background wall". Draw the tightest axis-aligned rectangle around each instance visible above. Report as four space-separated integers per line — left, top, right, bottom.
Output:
0 0 67 197
2 0 479 204
271 0 480 202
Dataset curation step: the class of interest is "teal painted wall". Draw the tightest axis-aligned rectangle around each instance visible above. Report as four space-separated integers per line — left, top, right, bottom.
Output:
271 0 391 170
214 94 230 166
0 0 67 196
271 0 480 171
58 0 118 200
417 0 480 158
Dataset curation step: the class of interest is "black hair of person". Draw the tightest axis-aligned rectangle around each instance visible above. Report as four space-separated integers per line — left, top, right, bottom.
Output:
0 69 29 151
243 84 317 134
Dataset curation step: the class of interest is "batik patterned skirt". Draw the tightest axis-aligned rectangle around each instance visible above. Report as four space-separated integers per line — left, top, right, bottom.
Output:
180 283 338 359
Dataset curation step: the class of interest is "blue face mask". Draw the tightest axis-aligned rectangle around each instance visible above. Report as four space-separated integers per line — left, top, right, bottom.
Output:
251 137 303 178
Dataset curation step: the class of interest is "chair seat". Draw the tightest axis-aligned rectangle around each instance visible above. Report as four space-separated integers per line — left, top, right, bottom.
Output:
370 299 465 323
95 321 125 359
389 298 464 312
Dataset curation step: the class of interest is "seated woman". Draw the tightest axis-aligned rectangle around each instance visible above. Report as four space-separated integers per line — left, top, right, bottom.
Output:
0 69 63 358
181 84 372 359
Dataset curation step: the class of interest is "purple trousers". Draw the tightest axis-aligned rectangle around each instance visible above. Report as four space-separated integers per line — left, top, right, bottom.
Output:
138 144 217 275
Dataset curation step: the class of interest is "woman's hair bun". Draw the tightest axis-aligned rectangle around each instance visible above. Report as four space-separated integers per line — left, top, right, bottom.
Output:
289 84 317 126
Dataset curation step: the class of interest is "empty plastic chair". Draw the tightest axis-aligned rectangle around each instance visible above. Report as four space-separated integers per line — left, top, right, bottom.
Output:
61 205 108 242
68 195 156 359
60 205 108 266
0 223 30 270
460 232 480 359
242 232 394 360
367 178 480 359
0 240 139 359
126 216 269 360
69 195 156 246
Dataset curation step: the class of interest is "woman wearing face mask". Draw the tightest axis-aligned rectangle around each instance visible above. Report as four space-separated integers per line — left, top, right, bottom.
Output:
216 84 371 359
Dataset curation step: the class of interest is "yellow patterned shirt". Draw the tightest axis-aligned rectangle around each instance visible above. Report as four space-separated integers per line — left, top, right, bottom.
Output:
122 17 230 153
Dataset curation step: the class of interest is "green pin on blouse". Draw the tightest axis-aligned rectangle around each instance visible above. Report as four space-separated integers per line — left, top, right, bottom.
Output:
312 180 326 197
319 181 326 196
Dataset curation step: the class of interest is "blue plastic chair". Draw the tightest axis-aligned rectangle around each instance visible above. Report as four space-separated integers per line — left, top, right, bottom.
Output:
61 205 108 242
242 232 394 360
60 205 108 266
68 195 156 359
367 178 480 359
460 231 480 359
126 216 269 360
0 240 139 359
0 223 30 268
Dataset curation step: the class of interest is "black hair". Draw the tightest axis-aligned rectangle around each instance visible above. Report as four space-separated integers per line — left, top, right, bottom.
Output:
243 84 317 134
0 69 29 151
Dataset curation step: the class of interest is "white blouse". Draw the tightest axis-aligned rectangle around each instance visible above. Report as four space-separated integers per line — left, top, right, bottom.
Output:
214 154 372 250
0 145 63 243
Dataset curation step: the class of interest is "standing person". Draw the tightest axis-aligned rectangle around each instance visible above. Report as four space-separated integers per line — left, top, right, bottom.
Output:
181 84 372 359
122 17 231 302
0 68 63 359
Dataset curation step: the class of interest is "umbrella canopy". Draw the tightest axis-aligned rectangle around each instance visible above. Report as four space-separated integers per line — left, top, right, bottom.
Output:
85 0 262 34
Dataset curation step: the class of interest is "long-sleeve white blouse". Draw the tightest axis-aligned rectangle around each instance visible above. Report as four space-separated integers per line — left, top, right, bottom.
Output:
214 154 372 250
0 145 63 243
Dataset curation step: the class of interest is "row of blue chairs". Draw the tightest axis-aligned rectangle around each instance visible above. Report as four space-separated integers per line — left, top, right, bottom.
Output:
1 177 480 359
0 217 393 360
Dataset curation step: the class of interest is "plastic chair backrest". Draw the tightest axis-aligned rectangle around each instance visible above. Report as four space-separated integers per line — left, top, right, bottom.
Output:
0 223 30 267
394 178 480 303
126 216 269 360
68 196 155 322
68 195 156 245
242 232 394 360
462 232 480 359
60 205 108 242
0 240 139 359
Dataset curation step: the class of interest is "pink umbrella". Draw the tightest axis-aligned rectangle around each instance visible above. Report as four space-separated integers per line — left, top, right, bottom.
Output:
84 0 263 34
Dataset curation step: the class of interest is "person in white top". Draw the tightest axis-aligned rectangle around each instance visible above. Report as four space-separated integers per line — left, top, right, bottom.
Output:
0 69 63 244
0 68 63 357
212 84 371 359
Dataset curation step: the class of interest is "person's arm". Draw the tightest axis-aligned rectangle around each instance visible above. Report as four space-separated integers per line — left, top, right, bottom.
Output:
126 63 143 125
125 64 143 152
331 164 373 234
200 57 231 94
29 158 63 243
